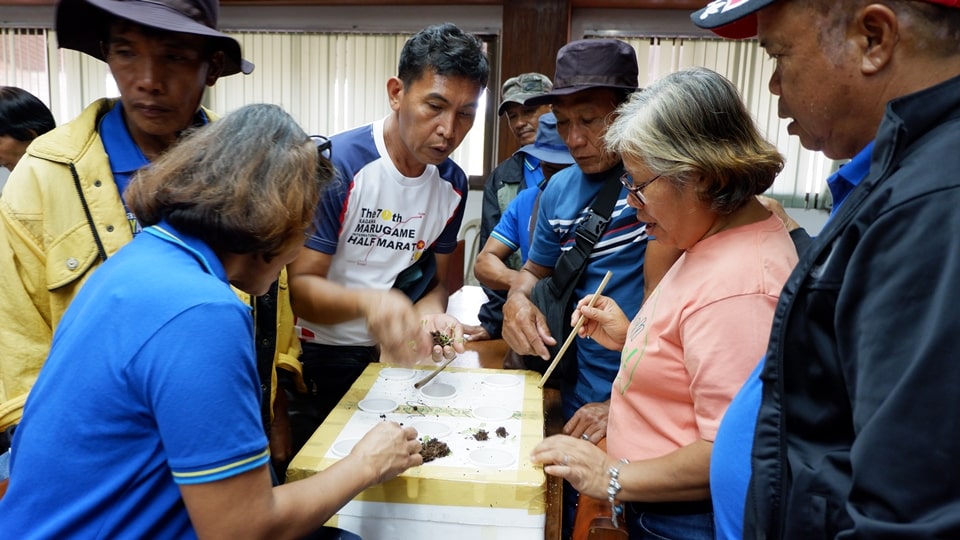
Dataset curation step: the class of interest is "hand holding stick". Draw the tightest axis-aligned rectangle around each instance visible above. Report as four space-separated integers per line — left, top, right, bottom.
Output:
537 270 612 388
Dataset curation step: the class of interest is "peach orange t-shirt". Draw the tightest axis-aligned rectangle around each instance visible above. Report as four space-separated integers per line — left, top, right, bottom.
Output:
606 214 798 461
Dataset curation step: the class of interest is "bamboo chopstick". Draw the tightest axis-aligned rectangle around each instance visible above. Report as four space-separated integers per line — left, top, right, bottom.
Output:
537 270 612 388
414 354 457 389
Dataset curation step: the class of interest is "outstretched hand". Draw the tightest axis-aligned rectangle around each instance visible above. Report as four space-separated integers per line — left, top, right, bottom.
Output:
363 289 433 365
349 422 422 485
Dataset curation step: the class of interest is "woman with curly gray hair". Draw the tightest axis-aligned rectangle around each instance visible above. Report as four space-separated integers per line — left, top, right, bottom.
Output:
532 67 798 539
0 103 421 540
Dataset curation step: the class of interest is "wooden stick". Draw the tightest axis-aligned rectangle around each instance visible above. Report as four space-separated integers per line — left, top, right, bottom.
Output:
414 354 457 389
538 270 613 389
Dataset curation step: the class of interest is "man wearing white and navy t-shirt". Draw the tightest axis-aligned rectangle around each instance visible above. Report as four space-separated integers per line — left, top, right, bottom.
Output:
287 23 489 454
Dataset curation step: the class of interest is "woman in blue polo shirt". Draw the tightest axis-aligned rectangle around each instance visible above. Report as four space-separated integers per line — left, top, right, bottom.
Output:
0 103 422 539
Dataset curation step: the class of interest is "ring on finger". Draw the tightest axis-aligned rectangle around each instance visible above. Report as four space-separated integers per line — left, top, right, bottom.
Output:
562 454 570 466
581 433 590 441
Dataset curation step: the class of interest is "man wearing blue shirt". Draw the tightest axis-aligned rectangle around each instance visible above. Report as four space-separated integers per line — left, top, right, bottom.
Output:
501 38 681 540
474 72 554 340
474 112 575 291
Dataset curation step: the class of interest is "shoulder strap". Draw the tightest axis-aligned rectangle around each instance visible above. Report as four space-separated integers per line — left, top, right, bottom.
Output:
528 189 542 241
550 177 622 295
253 280 280 437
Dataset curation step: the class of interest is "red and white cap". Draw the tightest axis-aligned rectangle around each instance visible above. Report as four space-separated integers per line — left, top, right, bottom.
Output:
691 0 960 40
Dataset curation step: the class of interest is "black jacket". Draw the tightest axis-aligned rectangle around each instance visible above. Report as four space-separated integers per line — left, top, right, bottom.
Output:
746 74 960 538
477 154 528 338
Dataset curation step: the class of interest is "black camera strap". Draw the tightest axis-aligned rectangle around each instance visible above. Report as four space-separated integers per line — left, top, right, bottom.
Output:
548 173 623 296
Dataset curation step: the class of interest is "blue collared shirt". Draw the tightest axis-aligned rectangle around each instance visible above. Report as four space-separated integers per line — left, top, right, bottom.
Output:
99 102 149 204
828 140 875 213
521 154 544 191
99 103 209 235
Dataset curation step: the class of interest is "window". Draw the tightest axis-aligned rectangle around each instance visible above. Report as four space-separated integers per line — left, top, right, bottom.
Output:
2 28 493 181
206 31 492 180
620 36 835 209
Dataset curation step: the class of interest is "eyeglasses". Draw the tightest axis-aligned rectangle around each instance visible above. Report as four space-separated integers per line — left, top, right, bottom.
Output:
310 135 332 161
620 172 662 205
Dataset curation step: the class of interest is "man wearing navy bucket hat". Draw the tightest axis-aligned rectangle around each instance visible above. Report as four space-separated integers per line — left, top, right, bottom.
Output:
474 112 575 291
690 0 960 538
0 0 317 490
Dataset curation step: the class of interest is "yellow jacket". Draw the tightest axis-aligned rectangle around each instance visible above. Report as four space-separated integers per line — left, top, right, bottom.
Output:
0 98 302 430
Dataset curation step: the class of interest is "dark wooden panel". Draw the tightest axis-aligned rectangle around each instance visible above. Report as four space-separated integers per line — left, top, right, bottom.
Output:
573 0 703 7
496 0 570 164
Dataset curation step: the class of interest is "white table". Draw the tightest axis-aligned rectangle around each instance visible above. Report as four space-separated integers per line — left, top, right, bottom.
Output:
286 363 547 539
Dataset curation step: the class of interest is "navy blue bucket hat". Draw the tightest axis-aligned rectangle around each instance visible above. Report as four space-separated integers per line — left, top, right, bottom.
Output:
525 39 638 107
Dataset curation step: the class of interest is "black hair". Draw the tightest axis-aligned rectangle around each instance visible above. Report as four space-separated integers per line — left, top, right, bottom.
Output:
397 23 489 89
0 86 56 141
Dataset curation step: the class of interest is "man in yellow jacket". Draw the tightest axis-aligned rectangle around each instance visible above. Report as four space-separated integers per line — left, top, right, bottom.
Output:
0 0 301 480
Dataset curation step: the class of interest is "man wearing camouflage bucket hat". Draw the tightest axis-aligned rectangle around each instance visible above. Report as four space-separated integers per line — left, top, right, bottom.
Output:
498 73 554 145
0 0 310 488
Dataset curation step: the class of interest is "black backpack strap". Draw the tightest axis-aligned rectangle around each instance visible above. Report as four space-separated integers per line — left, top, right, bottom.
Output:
253 280 280 438
550 176 622 295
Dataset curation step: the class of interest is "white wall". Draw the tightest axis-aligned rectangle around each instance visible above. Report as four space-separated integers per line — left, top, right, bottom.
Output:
785 208 829 235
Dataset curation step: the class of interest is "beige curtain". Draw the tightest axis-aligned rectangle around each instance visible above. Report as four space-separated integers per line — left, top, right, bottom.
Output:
208 31 489 178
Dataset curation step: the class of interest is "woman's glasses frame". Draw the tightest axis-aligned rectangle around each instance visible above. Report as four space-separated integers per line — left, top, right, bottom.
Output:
620 172 662 205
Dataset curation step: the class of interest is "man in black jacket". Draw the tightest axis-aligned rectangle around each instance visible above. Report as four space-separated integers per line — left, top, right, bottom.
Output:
692 0 960 537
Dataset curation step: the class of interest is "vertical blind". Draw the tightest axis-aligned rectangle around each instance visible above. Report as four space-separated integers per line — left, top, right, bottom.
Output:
1 29 110 134
207 31 489 180
624 36 833 208
1 28 833 208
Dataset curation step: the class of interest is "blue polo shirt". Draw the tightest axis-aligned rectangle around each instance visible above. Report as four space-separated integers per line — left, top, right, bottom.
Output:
521 154 544 190
827 141 874 213
711 141 876 540
99 103 209 235
0 221 268 538
490 185 541 263
528 162 648 416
